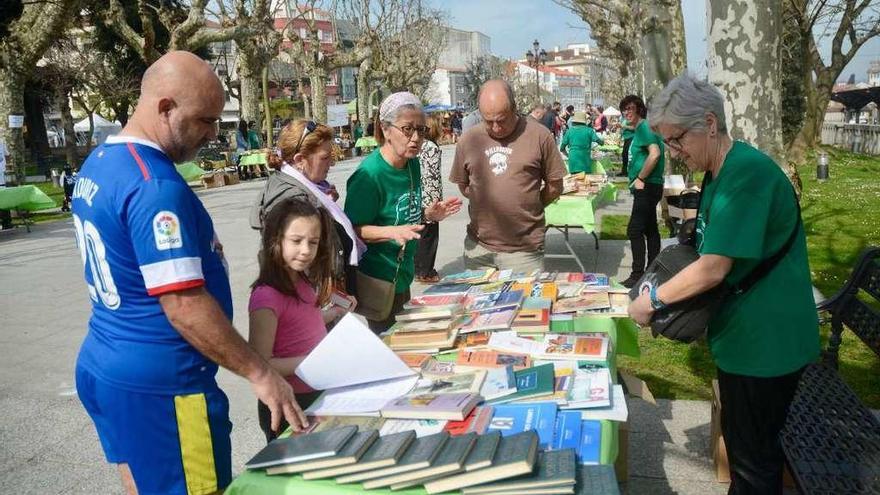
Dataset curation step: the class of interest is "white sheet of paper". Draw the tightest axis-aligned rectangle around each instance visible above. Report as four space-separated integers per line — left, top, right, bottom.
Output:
295 313 415 390
304 375 419 416
577 384 628 422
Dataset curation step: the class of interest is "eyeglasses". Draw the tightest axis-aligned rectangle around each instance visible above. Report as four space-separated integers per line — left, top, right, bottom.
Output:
663 129 690 150
390 124 429 138
295 120 317 152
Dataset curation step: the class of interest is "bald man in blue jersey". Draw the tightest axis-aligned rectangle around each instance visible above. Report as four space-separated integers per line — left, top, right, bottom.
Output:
72 51 307 495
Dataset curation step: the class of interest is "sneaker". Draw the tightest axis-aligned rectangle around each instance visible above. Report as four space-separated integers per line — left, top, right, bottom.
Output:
620 273 644 289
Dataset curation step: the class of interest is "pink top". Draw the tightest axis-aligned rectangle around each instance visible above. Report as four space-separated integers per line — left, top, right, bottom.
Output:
249 279 327 393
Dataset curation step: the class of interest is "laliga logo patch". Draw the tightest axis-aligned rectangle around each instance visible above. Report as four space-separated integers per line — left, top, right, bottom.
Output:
153 211 183 250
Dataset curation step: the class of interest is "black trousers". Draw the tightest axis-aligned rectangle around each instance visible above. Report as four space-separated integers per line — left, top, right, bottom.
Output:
621 138 633 175
717 366 804 495
414 222 439 277
627 183 663 275
257 391 322 443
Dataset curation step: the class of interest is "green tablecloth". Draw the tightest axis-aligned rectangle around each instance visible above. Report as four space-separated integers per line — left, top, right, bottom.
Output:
239 152 268 168
544 183 618 234
0 185 56 211
175 162 206 182
226 314 637 494
355 136 378 149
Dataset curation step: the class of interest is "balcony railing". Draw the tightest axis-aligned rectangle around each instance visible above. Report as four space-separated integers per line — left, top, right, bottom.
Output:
820 122 880 155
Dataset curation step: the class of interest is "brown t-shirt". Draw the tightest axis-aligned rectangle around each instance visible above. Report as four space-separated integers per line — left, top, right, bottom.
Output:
450 116 566 252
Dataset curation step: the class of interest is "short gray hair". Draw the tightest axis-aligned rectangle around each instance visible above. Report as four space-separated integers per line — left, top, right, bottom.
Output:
380 104 422 125
649 73 727 133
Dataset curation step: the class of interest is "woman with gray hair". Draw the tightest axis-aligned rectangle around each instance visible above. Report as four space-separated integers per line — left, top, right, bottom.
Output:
344 92 462 333
628 73 819 495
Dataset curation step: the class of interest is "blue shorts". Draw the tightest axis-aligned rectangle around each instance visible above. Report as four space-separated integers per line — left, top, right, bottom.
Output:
76 365 232 495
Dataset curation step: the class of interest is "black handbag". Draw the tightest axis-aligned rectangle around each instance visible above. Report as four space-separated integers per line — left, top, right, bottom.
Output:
629 175 802 343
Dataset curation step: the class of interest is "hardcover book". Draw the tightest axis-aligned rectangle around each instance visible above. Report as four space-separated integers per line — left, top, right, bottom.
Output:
422 430 539 494
335 431 449 484
462 430 502 471
489 363 556 404
363 432 477 490
265 429 378 475
380 392 482 421
462 448 577 494
488 402 558 449
300 430 416 480
245 425 358 470
309 416 386 434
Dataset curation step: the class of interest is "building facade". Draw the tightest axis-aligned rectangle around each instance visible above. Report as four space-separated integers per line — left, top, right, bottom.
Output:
425 27 491 108
543 43 607 106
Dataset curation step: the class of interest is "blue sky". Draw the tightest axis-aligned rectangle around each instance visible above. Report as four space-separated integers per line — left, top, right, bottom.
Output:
438 0 880 83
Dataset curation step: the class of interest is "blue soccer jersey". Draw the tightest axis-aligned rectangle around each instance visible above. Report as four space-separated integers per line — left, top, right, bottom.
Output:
72 136 233 394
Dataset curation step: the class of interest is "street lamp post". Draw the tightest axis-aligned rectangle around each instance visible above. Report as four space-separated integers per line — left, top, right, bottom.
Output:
525 39 547 102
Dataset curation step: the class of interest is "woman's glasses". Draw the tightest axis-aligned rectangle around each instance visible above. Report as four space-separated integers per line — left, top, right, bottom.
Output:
663 129 690 150
390 124 429 138
295 120 317 152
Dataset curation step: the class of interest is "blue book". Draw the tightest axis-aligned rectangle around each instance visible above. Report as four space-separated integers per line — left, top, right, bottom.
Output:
470 290 524 312
551 411 583 451
577 420 602 465
488 402 558 450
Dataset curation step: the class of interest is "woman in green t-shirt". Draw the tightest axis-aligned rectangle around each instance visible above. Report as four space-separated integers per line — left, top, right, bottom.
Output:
344 92 462 333
559 111 604 174
628 74 820 495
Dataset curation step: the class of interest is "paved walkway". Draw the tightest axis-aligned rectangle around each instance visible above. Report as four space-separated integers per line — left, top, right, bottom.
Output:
0 145 729 494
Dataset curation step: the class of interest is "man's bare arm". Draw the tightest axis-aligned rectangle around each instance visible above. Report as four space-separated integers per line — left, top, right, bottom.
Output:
541 179 563 206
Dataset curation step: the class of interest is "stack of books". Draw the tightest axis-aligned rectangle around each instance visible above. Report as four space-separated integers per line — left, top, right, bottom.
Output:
246 427 592 494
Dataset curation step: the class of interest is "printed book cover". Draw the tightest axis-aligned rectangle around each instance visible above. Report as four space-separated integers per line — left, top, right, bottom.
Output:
488 401 558 450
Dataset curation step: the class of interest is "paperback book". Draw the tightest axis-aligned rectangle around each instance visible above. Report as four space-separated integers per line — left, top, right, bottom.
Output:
380 392 482 421
488 401 558 449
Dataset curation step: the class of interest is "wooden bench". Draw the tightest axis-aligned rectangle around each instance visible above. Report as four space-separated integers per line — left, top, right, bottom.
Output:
780 247 880 494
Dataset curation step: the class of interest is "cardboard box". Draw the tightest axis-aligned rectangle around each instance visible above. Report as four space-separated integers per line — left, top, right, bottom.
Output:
710 379 795 486
223 172 240 186
201 172 225 189
667 204 698 220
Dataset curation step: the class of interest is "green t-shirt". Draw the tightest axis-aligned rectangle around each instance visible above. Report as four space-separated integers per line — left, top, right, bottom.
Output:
560 125 604 174
696 141 820 377
628 120 665 186
620 118 635 141
344 149 422 293
247 129 262 150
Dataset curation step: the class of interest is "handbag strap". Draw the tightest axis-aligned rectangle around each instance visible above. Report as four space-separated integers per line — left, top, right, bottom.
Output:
729 188 802 295
391 162 415 284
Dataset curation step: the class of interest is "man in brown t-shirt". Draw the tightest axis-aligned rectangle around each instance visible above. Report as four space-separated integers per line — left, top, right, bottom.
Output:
450 80 566 273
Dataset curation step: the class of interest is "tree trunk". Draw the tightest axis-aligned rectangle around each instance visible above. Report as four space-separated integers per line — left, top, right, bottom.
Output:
56 86 79 168
262 66 273 149
85 112 95 155
0 67 27 185
310 69 328 125
708 0 785 168
357 58 371 127
23 83 50 162
237 49 263 130
788 73 833 163
638 0 687 104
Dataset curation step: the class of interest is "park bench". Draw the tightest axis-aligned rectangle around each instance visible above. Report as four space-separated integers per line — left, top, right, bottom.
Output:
780 247 880 494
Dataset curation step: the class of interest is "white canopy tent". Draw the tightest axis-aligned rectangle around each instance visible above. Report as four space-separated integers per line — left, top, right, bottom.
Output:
74 115 122 146
603 106 621 117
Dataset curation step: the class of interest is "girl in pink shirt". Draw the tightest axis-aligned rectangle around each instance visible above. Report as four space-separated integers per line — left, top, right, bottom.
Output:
248 197 355 441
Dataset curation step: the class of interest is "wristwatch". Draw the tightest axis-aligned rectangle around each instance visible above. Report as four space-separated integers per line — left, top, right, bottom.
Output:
649 285 667 311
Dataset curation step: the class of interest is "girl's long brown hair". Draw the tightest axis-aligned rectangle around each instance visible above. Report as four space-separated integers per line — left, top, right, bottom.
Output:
251 198 337 306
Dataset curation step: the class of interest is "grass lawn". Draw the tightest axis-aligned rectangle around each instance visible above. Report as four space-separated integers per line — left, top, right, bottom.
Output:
31 182 72 224
616 146 880 407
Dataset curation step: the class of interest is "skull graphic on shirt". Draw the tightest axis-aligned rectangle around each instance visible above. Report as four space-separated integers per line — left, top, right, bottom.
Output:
488 151 508 176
